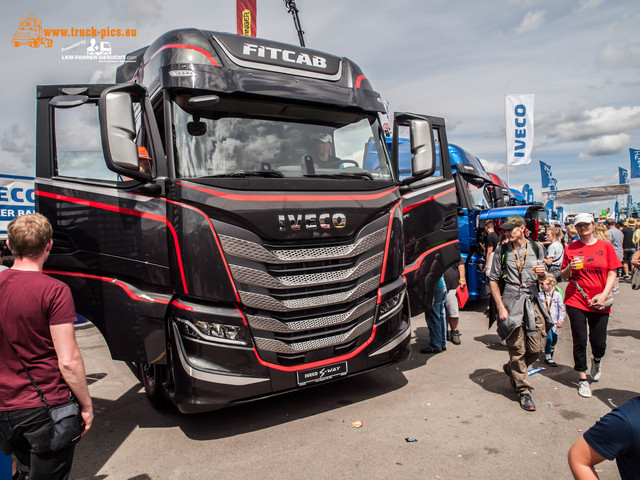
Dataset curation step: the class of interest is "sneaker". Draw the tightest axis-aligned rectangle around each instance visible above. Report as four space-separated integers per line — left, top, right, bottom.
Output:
578 380 592 398
544 358 558 367
612 286 620 294
446 330 452 342
503 363 516 390
420 346 442 354
519 393 536 411
591 358 602 382
451 330 462 345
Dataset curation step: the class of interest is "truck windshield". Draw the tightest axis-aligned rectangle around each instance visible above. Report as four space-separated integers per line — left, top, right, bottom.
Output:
171 94 393 181
462 176 491 210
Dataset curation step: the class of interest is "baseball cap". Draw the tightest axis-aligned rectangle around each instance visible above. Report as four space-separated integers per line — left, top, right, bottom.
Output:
138 146 152 161
316 133 333 144
499 215 526 230
573 213 594 226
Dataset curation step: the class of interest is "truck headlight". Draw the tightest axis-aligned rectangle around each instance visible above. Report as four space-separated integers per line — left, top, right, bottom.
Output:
178 318 248 345
379 292 403 317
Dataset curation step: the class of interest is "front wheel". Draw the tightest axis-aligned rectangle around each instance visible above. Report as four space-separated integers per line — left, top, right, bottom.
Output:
138 363 169 408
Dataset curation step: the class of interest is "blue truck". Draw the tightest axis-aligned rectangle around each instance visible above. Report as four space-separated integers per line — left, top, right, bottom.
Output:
390 138 495 301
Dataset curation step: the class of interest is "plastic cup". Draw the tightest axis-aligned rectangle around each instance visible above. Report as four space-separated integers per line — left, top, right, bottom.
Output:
574 255 584 270
532 259 545 274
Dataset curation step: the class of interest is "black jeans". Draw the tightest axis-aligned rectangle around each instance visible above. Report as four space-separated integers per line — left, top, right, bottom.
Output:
567 305 609 372
0 406 75 480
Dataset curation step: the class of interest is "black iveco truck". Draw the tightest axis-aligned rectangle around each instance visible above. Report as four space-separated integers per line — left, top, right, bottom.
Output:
35 29 459 413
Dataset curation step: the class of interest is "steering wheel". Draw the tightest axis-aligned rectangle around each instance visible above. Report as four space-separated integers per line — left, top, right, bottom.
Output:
339 159 359 167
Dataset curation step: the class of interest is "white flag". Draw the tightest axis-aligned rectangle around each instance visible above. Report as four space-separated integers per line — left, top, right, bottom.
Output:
505 94 534 166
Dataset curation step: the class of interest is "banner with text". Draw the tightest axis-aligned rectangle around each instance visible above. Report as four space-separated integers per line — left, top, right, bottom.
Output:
0 174 35 238
630 148 640 179
619 167 629 184
542 184 630 204
505 94 534 166
539 161 552 188
237 0 257 37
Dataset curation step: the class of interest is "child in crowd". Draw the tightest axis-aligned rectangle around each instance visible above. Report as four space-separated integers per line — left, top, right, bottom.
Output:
539 273 566 367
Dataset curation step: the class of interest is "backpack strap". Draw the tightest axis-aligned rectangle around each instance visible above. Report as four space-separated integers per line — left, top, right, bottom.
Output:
528 239 542 260
499 242 512 280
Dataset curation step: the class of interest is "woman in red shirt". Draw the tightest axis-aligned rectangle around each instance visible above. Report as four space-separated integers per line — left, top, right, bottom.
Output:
561 213 621 399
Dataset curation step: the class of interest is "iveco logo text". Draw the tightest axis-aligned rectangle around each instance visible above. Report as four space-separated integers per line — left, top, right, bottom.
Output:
278 213 346 231
243 44 327 68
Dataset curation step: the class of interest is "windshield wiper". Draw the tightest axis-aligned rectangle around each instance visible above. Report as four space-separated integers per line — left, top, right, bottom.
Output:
305 172 373 181
204 170 284 178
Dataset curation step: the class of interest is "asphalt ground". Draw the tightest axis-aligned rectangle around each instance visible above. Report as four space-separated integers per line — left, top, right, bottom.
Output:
68 280 639 479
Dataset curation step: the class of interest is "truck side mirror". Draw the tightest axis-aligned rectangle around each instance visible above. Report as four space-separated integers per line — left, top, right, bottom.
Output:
409 119 435 178
103 92 139 170
99 84 153 183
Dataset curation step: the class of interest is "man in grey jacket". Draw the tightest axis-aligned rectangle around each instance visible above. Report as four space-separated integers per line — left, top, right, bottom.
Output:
489 215 549 412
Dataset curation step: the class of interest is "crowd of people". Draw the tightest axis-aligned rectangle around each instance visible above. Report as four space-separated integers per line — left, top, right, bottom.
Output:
1 210 638 479
419 211 639 479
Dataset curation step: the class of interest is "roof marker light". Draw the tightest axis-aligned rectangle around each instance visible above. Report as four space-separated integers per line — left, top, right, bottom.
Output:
169 69 197 77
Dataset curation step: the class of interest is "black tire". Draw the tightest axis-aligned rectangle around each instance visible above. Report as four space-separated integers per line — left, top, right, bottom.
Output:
138 363 169 408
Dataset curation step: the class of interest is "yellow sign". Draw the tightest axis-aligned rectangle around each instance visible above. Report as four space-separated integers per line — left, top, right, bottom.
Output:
242 10 252 36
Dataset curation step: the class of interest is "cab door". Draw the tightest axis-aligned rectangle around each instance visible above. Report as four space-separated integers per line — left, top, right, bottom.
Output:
391 113 460 316
35 83 172 363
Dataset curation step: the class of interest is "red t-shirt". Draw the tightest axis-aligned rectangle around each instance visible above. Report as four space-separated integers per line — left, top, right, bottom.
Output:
0 270 77 410
562 239 622 313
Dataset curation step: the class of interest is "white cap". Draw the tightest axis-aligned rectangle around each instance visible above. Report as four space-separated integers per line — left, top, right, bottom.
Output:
573 213 594 225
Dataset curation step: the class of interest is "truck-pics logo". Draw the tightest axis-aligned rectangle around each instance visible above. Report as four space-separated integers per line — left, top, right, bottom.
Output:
12 15 52 48
279 213 347 231
11 13 136 57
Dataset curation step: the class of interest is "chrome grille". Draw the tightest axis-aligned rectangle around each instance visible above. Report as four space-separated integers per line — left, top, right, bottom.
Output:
229 252 383 289
218 228 386 264
216 218 389 366
245 298 376 333
254 318 374 354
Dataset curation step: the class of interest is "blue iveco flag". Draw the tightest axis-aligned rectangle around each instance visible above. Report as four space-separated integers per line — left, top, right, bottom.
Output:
549 177 558 191
615 201 619 222
539 160 552 188
619 167 629 184
545 200 554 219
631 148 640 178
557 206 564 223
522 184 535 203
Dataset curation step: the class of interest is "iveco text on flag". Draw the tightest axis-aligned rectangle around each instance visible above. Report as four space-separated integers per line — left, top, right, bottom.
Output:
505 94 534 166
539 160 552 188
630 148 640 179
619 167 629 184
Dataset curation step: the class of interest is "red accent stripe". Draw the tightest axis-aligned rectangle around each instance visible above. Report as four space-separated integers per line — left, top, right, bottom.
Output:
177 182 399 202
253 325 377 372
165 199 241 302
355 75 366 88
44 271 170 305
236 305 249 327
380 200 401 283
403 239 460 276
172 300 194 311
35 190 189 294
402 186 456 214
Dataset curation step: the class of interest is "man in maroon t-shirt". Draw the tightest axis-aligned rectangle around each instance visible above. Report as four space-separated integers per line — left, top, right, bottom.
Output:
0 213 93 479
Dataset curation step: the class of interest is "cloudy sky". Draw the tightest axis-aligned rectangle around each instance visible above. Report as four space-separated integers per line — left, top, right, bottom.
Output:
2 0 639 215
